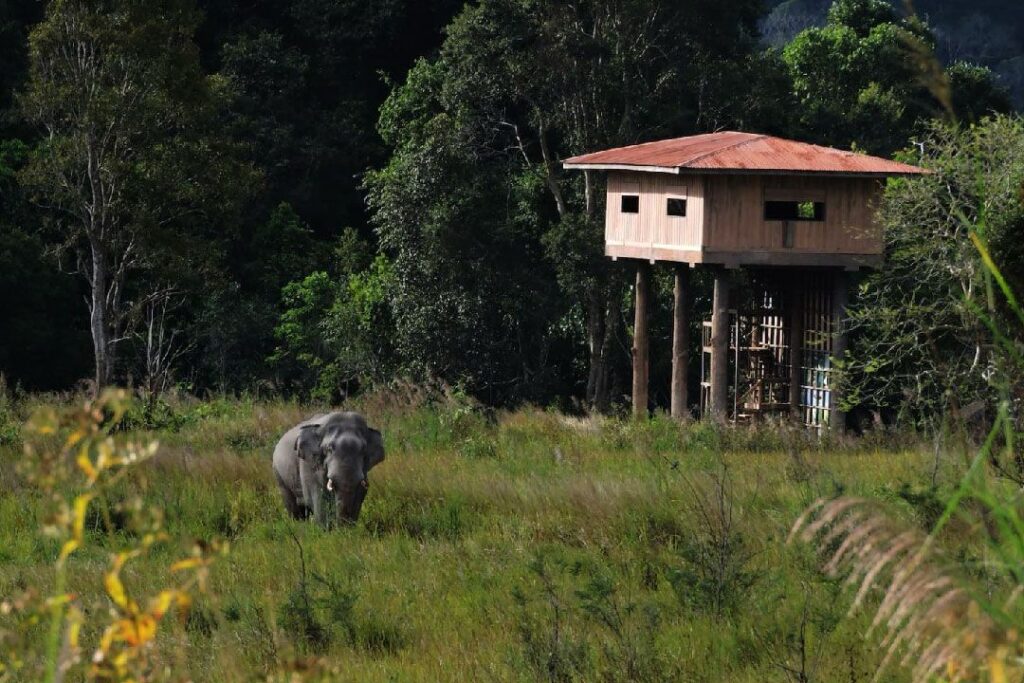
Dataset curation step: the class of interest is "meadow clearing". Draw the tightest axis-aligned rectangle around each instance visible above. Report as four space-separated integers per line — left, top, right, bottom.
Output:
0 388 982 681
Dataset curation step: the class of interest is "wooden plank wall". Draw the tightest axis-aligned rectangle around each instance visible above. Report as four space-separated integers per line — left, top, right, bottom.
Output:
605 172 704 256
605 173 639 247
702 175 883 254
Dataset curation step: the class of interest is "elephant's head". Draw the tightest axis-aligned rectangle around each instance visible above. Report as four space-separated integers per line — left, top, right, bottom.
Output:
295 412 384 524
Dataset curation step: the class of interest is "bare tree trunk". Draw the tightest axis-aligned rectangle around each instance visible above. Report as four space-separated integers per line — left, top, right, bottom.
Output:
138 288 189 405
538 126 567 218
600 298 621 408
89 240 112 391
585 291 601 401
580 168 615 411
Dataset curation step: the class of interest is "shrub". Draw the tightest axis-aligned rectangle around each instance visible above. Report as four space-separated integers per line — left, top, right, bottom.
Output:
0 390 225 682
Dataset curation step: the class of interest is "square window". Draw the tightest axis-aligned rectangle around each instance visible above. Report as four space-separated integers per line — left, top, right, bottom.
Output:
667 198 687 217
621 195 639 214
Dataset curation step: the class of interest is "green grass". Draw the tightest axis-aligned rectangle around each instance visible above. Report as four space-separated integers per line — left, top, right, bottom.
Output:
0 392 979 681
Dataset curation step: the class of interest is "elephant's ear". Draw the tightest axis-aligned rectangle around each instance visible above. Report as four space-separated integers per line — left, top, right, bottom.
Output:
365 428 385 470
294 424 322 461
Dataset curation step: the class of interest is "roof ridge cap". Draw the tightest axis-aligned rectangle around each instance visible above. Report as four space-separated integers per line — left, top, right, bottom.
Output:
680 133 768 168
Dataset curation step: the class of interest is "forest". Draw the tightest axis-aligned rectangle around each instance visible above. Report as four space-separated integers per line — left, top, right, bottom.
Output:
0 0 1017 417
4 0 1024 681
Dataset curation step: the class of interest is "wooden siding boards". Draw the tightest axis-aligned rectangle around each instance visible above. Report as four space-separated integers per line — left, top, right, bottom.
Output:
606 172 703 261
604 171 883 267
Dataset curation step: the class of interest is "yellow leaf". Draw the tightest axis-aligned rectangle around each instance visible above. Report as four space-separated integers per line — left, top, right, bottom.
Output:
58 539 80 562
63 493 94 558
104 570 129 611
133 614 157 645
111 649 130 670
104 619 131 645
76 452 97 481
990 651 1008 683
67 428 87 449
148 590 176 619
169 557 205 572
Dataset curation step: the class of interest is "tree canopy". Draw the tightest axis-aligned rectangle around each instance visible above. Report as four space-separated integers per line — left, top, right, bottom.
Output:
0 0 1019 417
782 0 1010 154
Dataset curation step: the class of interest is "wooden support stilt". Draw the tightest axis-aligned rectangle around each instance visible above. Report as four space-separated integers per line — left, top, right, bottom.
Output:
632 261 650 418
788 284 804 423
671 265 690 420
830 271 850 432
710 268 731 421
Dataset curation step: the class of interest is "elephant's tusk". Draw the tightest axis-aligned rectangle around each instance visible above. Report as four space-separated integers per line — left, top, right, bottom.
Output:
326 478 335 492
361 479 369 489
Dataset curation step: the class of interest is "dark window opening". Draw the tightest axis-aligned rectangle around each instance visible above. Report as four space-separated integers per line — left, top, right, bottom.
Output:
621 195 639 214
764 200 825 221
667 198 687 217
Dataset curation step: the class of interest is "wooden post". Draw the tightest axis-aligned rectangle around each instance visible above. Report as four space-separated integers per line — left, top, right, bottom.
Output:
788 285 804 423
671 265 690 420
830 271 850 432
710 268 731 421
632 261 650 418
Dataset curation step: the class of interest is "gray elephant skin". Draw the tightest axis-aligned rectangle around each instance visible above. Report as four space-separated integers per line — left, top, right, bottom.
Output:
272 412 385 526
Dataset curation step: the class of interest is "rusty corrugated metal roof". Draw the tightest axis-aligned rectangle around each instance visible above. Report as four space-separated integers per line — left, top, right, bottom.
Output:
562 131 926 176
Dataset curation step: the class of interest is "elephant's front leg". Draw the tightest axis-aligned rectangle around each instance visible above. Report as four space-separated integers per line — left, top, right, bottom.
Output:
299 461 329 527
309 487 329 526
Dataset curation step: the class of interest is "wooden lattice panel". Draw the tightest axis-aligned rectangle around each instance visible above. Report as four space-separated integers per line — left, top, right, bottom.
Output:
699 271 836 429
799 273 834 430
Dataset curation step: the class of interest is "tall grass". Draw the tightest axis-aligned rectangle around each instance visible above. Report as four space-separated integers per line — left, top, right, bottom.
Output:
0 390 224 682
0 383 954 681
793 202 1024 682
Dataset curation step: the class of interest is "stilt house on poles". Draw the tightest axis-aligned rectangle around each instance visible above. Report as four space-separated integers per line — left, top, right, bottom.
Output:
563 131 926 429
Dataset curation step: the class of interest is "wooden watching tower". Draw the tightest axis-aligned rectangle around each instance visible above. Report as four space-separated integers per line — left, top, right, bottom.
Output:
563 132 925 429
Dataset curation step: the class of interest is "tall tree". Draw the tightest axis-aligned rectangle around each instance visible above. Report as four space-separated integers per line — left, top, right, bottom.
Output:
369 0 774 406
782 0 1011 155
19 0 252 389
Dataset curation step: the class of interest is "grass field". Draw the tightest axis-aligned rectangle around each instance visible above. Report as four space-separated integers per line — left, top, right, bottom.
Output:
0 389 978 681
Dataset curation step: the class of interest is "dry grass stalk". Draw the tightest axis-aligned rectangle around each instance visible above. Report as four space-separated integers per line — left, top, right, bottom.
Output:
790 497 1020 683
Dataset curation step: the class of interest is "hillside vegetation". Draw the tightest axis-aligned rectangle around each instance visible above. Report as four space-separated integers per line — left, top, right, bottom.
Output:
764 0 1024 110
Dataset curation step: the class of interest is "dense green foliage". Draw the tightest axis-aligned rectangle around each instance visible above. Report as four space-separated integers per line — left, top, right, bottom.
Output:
846 116 1024 425
19 0 257 389
764 0 1024 109
782 0 1010 154
0 0 1016 416
365 0 787 406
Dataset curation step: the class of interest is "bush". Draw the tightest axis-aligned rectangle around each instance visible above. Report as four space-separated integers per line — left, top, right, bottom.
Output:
0 376 19 445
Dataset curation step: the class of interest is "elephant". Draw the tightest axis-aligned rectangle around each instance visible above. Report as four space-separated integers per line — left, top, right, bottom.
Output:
272 411 385 526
